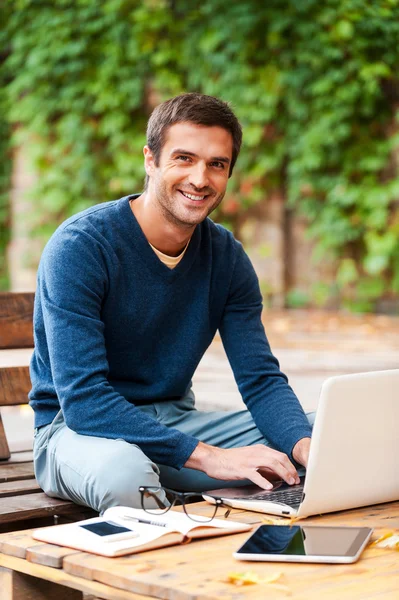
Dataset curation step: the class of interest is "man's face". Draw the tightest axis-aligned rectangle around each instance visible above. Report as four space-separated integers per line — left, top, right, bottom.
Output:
144 122 233 228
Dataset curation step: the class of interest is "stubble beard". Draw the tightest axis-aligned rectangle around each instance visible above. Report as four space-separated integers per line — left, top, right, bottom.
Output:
154 177 225 229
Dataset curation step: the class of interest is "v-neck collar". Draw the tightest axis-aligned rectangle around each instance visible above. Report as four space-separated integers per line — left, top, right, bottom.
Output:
118 195 201 282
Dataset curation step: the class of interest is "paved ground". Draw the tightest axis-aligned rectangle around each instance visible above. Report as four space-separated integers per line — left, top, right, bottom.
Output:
193 309 399 413
2 309 399 452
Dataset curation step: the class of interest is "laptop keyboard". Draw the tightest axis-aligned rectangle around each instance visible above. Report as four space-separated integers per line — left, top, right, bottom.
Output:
232 486 303 507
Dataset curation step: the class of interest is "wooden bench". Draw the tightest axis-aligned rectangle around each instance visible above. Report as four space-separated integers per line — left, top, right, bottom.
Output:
0 500 398 599
0 292 94 532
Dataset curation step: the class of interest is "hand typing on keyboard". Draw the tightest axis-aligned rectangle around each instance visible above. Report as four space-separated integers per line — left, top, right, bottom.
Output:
184 442 301 490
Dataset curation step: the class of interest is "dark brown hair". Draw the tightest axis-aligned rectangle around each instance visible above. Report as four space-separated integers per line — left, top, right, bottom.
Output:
145 93 242 186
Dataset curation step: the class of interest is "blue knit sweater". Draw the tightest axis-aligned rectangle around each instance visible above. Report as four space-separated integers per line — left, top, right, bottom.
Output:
29 195 312 469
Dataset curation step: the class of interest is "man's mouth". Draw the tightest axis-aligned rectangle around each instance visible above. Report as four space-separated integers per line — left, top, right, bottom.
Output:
179 190 209 201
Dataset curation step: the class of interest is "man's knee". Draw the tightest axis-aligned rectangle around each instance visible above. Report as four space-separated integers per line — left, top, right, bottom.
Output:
42 430 162 513
93 440 161 513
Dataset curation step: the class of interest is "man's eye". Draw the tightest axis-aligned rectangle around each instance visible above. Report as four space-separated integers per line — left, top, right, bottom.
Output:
176 155 191 162
211 161 225 169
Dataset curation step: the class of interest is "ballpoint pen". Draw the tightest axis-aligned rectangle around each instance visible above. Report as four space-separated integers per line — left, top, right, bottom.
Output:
122 515 168 527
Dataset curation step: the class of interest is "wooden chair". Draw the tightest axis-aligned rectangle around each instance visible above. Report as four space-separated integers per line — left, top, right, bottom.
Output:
0 292 94 532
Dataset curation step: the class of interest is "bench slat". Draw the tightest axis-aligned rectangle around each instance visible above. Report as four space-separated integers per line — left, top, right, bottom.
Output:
0 293 92 530
0 366 31 406
0 293 35 349
0 463 35 483
0 480 41 498
0 493 88 525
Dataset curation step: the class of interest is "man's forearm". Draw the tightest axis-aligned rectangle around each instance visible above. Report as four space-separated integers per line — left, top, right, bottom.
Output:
184 441 215 471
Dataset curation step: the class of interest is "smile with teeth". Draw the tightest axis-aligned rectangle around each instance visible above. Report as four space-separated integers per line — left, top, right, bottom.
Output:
180 190 207 201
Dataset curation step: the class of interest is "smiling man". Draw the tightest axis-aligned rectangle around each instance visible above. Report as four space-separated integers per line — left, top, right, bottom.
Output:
30 93 313 513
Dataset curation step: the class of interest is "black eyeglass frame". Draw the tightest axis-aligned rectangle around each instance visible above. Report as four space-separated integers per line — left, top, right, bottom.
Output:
138 485 230 522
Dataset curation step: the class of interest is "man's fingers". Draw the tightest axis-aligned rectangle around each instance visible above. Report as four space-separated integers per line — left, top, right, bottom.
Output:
260 464 298 486
193 443 301 486
247 469 274 491
256 451 299 486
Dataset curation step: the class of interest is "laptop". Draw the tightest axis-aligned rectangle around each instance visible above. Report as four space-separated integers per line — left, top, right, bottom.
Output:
203 369 399 518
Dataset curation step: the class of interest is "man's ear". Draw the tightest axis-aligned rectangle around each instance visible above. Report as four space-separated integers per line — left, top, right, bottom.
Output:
143 146 156 178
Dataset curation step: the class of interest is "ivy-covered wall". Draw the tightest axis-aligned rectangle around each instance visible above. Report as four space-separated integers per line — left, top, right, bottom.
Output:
1 0 399 311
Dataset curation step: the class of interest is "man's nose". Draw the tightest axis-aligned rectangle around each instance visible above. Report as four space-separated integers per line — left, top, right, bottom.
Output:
188 162 209 189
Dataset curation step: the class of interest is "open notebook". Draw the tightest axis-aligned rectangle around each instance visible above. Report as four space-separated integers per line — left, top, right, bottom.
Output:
33 505 252 557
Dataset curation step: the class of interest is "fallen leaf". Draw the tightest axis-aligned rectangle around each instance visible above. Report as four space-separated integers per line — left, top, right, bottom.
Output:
261 516 288 525
369 531 399 550
225 570 283 586
287 515 310 524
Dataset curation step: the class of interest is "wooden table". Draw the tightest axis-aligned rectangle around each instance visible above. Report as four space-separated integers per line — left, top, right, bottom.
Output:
0 501 398 600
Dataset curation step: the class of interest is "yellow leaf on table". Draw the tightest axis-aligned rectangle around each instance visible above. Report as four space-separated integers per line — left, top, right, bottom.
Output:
261 516 288 525
261 515 308 526
369 531 399 550
225 570 283 586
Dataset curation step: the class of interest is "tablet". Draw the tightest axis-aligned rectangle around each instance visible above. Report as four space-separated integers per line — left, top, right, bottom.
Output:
234 525 373 564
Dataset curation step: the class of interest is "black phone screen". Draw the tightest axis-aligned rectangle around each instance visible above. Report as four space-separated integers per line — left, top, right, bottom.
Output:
79 521 132 537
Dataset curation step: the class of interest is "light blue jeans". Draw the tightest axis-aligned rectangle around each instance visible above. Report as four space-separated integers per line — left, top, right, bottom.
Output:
33 391 315 514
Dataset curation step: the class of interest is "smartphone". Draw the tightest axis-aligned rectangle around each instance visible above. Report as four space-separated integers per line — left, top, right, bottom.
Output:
79 520 139 543
234 524 373 564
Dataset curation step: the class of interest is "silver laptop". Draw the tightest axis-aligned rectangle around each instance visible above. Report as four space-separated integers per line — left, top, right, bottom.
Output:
203 369 399 518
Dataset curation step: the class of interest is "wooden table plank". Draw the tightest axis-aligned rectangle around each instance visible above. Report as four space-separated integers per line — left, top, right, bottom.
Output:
0 565 83 600
60 501 399 600
0 462 35 483
65 533 399 600
0 555 152 600
0 529 84 568
0 502 398 600
0 530 51 559
61 533 399 600
27 544 84 569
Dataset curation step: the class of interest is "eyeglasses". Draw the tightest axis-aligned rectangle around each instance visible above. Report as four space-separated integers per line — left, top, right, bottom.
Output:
139 485 231 523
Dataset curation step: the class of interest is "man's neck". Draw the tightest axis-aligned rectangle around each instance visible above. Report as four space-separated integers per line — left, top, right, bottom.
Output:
130 192 193 257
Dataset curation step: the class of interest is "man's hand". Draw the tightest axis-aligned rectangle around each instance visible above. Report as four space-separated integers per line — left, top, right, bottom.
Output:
292 437 311 468
184 442 300 490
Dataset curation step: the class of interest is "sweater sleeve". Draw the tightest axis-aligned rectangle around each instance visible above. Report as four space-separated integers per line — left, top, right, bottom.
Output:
36 226 198 469
218 243 312 460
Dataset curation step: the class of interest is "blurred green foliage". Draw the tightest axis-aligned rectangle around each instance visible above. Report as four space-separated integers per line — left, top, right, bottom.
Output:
1 0 399 310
